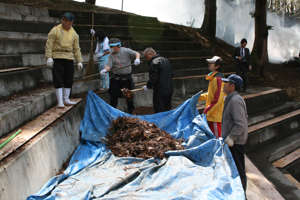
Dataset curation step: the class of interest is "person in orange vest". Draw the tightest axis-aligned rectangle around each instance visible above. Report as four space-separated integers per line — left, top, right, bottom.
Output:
198 56 226 138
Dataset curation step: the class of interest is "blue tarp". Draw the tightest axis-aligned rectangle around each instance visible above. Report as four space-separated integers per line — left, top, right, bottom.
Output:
28 90 244 200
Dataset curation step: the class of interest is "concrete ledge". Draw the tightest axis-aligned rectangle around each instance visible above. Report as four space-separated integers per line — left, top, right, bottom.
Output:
0 3 49 17
268 131 300 163
0 103 84 200
0 68 42 100
248 102 300 127
0 55 23 69
246 110 300 152
244 88 287 115
0 13 59 23
0 87 56 137
0 31 48 40
48 9 159 23
247 140 300 199
0 39 202 55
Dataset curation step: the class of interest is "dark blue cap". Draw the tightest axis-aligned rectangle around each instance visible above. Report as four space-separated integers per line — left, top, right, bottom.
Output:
62 12 75 22
221 74 243 88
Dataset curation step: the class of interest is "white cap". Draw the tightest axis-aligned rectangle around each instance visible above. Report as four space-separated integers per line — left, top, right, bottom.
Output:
206 56 221 63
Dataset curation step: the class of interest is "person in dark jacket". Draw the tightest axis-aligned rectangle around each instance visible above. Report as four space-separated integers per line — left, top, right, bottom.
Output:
142 47 174 113
232 38 252 92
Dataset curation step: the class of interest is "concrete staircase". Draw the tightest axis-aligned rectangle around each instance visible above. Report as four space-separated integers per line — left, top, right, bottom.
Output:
0 2 299 200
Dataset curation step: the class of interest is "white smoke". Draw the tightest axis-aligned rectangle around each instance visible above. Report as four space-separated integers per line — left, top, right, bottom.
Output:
74 0 299 63
216 1 299 63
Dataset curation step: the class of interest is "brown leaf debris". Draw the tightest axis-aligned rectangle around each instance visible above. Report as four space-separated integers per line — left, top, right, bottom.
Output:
104 116 185 159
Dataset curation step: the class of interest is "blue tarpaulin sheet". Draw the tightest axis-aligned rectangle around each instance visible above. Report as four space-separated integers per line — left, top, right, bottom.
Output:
28 90 244 200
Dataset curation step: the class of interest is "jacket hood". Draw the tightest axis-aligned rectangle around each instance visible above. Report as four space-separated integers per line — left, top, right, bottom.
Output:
148 54 161 64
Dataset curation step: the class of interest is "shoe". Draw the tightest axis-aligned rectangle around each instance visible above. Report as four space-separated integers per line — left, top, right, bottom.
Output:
55 88 65 108
63 88 77 106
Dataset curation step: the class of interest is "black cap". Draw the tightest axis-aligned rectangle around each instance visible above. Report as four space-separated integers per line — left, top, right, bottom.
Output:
62 12 75 22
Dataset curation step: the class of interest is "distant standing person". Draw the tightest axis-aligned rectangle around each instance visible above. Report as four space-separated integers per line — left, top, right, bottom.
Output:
100 38 140 114
221 74 248 196
142 47 174 113
232 38 252 92
198 56 226 138
91 29 110 90
45 12 83 108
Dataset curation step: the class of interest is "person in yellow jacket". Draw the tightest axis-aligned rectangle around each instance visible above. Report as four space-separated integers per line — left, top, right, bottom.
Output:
45 12 83 108
198 56 226 138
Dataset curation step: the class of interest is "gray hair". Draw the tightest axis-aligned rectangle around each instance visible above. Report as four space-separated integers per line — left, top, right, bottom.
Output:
143 47 156 55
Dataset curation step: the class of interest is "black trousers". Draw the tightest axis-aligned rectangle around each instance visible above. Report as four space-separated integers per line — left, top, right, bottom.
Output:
229 144 247 192
153 93 172 113
236 62 248 91
52 59 74 89
109 77 135 114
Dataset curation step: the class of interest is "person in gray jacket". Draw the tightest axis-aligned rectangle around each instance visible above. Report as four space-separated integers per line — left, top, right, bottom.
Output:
221 74 248 196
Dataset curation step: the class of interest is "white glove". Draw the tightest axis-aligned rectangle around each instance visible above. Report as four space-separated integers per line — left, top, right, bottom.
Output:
134 58 140 66
224 136 234 147
47 58 53 68
100 69 107 75
90 29 95 35
78 62 83 71
143 85 149 92
96 53 103 58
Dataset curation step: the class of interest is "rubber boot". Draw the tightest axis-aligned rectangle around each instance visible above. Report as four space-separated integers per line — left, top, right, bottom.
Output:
55 88 65 108
63 88 76 106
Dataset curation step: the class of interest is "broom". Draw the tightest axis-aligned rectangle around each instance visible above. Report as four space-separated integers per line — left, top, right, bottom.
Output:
82 12 95 81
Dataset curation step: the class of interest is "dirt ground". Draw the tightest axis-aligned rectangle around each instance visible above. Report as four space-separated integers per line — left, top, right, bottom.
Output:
249 62 300 102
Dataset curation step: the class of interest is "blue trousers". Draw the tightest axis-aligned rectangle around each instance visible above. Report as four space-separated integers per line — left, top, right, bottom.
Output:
97 57 109 89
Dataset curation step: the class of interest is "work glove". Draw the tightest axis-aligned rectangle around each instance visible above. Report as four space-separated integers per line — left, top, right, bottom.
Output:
134 58 140 66
90 29 95 36
224 136 234 147
96 53 103 58
78 62 83 71
142 85 149 92
100 69 107 75
47 58 53 68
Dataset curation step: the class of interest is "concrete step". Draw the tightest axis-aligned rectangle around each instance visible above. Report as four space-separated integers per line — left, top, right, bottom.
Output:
246 109 300 152
248 101 300 127
0 3 49 17
0 79 103 138
48 8 159 24
0 30 192 42
0 68 43 100
246 131 300 199
81 34 193 42
76 19 169 29
0 19 180 38
0 54 23 69
0 38 202 55
0 31 48 40
0 50 213 70
242 88 287 115
196 87 289 115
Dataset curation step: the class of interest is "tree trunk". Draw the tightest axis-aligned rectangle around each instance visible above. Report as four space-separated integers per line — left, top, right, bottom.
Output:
85 0 96 5
251 0 269 77
200 0 216 37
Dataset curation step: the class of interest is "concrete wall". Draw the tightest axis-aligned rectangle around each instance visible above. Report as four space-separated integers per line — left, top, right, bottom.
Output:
0 103 85 200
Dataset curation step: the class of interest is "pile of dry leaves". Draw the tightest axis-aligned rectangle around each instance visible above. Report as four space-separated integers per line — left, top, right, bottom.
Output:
104 116 185 159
